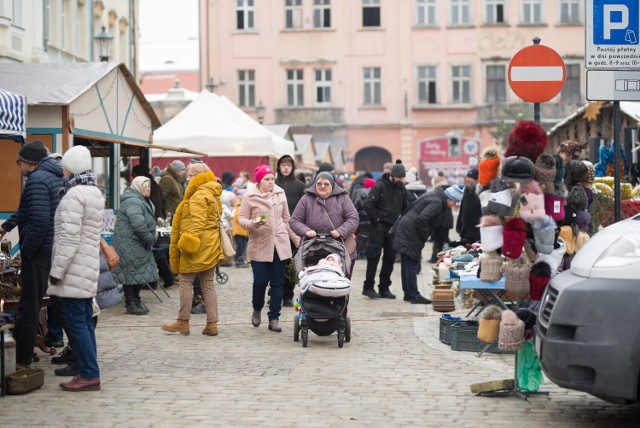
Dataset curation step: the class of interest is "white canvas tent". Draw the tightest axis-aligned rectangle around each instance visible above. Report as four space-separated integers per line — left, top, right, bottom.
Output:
152 91 294 158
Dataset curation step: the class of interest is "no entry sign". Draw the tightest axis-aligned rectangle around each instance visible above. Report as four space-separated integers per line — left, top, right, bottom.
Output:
508 45 566 103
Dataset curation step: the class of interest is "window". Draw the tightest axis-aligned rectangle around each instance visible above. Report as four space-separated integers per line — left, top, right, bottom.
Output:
238 70 256 107
561 64 581 103
362 0 380 27
236 0 254 30
417 65 437 104
285 0 302 29
286 69 304 107
314 0 331 28
485 0 505 24
451 65 471 103
416 0 436 26
522 0 542 24
486 65 506 103
363 67 381 105
450 0 470 25
559 0 579 24
12 0 23 27
315 69 332 104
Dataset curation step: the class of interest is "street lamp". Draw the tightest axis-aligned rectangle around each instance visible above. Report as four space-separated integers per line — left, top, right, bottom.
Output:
256 101 266 124
94 26 113 62
206 77 217 93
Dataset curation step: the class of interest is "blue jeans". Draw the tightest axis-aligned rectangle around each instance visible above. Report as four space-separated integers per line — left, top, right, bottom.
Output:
234 236 248 263
62 298 99 379
400 253 421 298
251 252 286 321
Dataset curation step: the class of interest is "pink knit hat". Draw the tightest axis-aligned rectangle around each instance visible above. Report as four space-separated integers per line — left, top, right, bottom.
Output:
254 165 274 184
364 178 376 189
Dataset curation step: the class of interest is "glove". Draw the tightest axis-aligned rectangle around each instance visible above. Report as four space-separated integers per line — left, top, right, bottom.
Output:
49 276 60 285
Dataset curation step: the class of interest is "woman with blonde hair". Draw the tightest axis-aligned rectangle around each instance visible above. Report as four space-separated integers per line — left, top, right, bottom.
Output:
162 161 224 336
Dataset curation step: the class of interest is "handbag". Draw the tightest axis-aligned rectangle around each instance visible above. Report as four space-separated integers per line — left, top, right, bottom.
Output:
218 206 236 260
99 237 120 271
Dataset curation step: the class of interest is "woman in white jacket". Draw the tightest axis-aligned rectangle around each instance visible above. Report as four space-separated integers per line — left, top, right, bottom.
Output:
48 146 104 392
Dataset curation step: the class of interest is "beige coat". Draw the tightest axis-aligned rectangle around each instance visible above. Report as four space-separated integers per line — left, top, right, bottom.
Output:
239 184 299 262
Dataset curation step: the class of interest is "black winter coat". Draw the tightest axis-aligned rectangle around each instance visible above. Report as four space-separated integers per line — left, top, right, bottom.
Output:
363 174 408 226
455 186 481 242
276 155 306 215
393 188 449 262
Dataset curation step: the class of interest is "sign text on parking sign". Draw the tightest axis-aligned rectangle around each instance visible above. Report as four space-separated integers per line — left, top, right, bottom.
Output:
586 0 640 69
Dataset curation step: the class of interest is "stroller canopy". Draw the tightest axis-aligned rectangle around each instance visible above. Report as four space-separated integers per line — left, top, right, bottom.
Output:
295 236 352 277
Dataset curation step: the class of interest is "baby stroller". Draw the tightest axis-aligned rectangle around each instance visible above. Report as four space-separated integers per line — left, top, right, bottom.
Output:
293 235 352 348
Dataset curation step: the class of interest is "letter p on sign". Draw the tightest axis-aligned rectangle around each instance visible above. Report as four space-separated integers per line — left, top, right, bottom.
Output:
604 5 629 39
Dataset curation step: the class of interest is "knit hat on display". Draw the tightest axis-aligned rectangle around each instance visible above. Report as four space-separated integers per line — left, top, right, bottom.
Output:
558 225 575 255
364 178 376 189
171 160 186 172
502 217 527 259
532 216 557 254
487 179 512 216
583 160 595 184
466 167 479 181
502 156 536 184
543 193 566 221
254 165 274 184
566 159 589 187
61 145 92 174
444 184 464 203
534 154 556 194
505 120 548 163
18 141 48 165
567 186 588 211
519 180 546 221
479 215 504 252
478 147 500 187
552 153 567 197
498 310 525 351
504 259 531 297
575 210 592 232
390 163 406 178
315 171 335 187
515 308 537 331
529 261 552 300
537 239 566 273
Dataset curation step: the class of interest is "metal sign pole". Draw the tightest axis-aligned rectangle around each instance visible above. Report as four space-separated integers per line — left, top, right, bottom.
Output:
614 101 621 222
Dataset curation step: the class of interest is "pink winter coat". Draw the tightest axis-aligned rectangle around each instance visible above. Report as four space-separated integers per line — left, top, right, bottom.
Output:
238 184 299 262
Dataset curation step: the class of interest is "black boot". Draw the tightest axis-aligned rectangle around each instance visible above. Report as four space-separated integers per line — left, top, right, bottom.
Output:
379 288 396 299
55 362 78 377
124 285 137 314
125 298 138 314
52 346 76 365
134 298 149 315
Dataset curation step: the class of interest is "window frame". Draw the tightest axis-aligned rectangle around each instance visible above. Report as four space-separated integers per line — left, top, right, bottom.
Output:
237 69 256 108
363 66 382 106
286 69 304 107
417 65 438 105
362 0 381 27
314 68 332 105
313 0 331 28
522 0 543 25
451 65 471 104
485 64 507 103
236 0 255 31
285 0 303 29
450 0 471 26
485 0 506 24
416 0 437 26
559 0 580 24
561 63 581 103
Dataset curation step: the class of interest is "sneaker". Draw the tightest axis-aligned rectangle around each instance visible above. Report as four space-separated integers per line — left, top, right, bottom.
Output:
379 288 396 299
191 300 206 314
235 262 249 268
362 288 380 299
52 347 76 365
410 295 432 305
283 298 294 307
55 362 78 377
44 337 64 348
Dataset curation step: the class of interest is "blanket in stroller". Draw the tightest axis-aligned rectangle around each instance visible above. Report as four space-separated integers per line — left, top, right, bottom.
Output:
299 254 352 297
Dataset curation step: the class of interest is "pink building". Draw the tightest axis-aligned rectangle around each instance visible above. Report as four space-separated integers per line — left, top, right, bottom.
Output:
200 0 584 182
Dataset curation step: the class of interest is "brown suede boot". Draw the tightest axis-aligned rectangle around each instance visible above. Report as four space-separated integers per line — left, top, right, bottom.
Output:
161 319 190 336
202 322 218 336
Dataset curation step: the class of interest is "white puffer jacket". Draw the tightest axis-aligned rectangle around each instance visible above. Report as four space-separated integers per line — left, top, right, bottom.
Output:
48 184 105 299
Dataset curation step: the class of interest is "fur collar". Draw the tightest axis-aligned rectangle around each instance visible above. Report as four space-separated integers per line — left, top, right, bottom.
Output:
184 170 219 199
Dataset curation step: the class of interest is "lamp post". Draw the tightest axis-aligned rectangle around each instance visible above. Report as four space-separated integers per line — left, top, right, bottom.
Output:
94 26 113 62
206 77 217 93
256 101 266 124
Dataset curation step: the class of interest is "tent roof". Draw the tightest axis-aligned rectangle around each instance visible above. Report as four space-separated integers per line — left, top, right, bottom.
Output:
152 90 294 158
0 62 160 128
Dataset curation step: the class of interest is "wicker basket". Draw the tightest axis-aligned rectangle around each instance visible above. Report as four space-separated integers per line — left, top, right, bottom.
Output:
479 252 503 282
5 368 44 395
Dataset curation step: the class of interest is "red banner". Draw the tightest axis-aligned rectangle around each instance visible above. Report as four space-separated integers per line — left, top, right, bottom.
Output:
418 137 479 186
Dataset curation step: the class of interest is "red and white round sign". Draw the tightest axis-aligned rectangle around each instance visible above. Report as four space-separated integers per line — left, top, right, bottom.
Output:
508 45 566 103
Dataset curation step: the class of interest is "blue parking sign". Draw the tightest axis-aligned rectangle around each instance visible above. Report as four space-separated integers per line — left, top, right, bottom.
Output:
593 0 639 45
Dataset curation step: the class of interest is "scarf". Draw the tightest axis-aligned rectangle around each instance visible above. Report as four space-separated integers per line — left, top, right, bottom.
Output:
62 170 97 195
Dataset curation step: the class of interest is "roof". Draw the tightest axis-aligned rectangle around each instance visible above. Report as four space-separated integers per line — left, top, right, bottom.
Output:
0 62 160 128
549 101 640 135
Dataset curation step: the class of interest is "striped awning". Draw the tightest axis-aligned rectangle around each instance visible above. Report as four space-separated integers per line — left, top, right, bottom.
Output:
0 88 26 140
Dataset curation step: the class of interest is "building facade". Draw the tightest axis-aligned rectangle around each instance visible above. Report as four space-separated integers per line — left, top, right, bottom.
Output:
200 0 585 180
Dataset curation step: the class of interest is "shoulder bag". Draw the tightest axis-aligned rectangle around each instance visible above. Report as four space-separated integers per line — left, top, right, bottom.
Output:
99 237 120 271
218 204 236 260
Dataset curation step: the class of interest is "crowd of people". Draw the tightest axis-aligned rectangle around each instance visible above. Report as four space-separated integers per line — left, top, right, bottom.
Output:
2 142 472 393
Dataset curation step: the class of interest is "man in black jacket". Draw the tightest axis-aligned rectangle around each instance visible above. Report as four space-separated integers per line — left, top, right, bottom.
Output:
275 154 305 306
455 167 481 245
362 163 408 299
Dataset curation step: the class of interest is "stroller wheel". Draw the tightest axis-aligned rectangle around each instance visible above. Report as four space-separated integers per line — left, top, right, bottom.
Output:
216 270 228 284
301 319 309 347
338 330 344 348
345 317 351 343
293 316 300 342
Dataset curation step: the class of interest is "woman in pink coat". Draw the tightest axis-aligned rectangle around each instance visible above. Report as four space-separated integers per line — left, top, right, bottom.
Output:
239 165 299 332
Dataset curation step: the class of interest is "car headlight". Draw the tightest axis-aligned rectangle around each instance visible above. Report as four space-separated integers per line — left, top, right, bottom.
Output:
593 231 640 268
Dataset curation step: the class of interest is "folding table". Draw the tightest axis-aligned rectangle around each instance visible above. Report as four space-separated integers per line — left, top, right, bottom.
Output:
459 276 513 317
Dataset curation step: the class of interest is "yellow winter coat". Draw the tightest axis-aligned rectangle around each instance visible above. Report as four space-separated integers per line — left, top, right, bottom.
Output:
232 199 248 238
169 170 225 274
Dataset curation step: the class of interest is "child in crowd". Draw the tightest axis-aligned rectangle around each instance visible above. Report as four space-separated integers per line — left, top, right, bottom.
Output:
232 192 249 267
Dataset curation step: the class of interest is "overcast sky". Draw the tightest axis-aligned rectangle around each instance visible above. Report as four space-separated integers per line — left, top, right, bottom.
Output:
138 0 199 71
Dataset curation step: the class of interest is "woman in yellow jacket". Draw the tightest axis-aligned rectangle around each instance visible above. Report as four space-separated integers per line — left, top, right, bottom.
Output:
162 162 224 336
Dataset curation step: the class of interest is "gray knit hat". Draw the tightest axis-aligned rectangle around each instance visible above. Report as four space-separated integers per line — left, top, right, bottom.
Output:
390 164 406 178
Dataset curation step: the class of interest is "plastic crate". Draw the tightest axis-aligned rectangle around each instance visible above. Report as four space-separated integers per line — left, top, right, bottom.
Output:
450 322 513 354
438 315 462 344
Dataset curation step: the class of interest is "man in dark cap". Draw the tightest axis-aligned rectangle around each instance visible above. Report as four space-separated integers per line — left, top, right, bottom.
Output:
454 167 482 248
0 141 64 369
361 161 408 299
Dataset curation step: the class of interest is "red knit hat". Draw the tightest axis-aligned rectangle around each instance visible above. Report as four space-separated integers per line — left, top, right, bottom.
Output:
544 193 565 221
502 217 527 259
364 178 376 189
529 261 551 300
505 120 548 163
254 165 274 184
478 149 501 187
